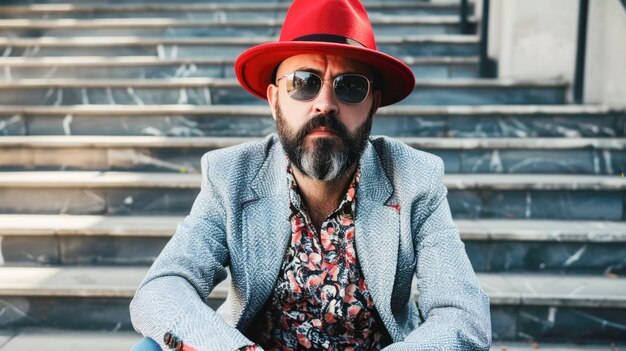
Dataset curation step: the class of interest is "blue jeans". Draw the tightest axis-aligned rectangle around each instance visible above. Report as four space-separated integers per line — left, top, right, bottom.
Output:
130 337 162 351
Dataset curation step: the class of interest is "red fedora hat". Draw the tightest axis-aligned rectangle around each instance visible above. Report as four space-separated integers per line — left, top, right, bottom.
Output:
234 0 415 107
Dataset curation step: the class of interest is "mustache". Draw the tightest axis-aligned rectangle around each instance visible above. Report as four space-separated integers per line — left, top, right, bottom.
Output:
294 113 349 141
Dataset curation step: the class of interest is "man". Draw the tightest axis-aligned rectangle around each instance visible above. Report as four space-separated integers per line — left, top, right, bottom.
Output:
130 0 491 350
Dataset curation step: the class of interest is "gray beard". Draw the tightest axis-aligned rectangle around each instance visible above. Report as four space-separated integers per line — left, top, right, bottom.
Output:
274 99 375 182
299 137 349 182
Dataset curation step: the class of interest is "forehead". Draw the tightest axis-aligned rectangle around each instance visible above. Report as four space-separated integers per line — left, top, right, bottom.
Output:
276 53 374 77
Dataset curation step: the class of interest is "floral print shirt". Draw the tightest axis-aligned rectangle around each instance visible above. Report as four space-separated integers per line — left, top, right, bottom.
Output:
248 165 385 350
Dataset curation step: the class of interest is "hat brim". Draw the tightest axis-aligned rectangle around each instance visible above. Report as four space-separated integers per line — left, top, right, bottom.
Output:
235 41 415 107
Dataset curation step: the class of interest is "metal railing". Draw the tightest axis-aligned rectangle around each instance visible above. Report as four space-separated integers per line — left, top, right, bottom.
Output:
573 0 590 104
460 0 470 34
460 0 496 78
478 0 496 77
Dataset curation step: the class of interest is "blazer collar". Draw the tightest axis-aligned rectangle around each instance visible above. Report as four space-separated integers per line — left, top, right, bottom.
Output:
246 134 289 202
239 135 291 326
357 140 395 205
354 139 402 338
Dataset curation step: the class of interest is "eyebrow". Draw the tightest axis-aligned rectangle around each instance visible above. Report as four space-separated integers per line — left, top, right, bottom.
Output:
293 67 323 76
290 67 372 79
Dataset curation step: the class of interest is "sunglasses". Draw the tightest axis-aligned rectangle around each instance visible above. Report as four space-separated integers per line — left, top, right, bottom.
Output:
276 70 373 104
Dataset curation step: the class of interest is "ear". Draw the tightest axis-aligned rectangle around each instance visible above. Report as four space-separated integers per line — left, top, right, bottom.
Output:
267 83 278 121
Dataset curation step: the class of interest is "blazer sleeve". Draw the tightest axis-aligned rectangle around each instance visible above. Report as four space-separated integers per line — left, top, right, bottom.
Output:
384 157 492 350
129 153 258 351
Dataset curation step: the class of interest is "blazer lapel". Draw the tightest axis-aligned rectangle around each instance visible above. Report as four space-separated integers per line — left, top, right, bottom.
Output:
355 141 401 336
240 138 292 323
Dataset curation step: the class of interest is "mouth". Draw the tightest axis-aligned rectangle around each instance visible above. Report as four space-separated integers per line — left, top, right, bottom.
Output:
307 126 338 137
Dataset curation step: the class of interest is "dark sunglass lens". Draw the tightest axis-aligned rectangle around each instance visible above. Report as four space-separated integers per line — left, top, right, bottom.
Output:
287 71 322 100
334 74 369 103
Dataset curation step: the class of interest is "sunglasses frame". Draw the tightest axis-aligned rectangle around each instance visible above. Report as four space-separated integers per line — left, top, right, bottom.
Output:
276 70 374 104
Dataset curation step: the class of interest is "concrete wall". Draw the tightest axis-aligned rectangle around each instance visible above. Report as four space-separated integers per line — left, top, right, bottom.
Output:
489 0 578 81
585 0 626 107
487 0 626 106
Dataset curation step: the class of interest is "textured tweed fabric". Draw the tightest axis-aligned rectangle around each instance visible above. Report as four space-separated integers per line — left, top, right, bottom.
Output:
130 134 492 351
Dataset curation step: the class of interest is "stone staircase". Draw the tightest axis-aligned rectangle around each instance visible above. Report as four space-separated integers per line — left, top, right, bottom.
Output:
0 1 625 350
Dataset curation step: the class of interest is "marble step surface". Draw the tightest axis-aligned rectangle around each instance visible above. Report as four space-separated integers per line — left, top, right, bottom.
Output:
0 2 475 19
0 266 625 342
0 171 623 220
4 135 626 149
0 0 435 4
0 333 615 351
3 215 625 242
1 104 623 138
0 16 477 37
0 16 476 29
0 78 567 106
0 35 480 58
1 215 625 273
1 171 624 191
0 329 622 351
1 136 626 175
0 56 480 80
0 0 474 19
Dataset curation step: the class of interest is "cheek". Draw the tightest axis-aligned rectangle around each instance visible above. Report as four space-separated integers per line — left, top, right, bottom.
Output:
279 96 312 127
344 104 373 130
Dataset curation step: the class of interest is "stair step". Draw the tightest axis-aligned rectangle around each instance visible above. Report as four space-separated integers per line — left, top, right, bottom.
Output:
0 56 480 66
1 215 625 273
0 0 432 2
0 266 152 298
3 135 626 149
1 104 618 116
0 17 476 37
0 172 622 219
0 0 441 2
1 136 625 175
2 215 625 242
0 78 567 106
4 103 620 138
0 330 622 351
0 171 622 190
0 329 141 351
0 266 624 342
0 35 480 58
0 56 480 80
491 343 626 351
0 0 446 5
0 2 473 19
0 77 564 86
0 171 201 188
0 35 479 46
0 214 179 236
481 274 626 308
486 274 626 342
0 16 477 29
0 78 566 89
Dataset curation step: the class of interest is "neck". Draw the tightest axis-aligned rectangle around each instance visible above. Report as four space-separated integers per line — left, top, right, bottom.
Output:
291 164 356 228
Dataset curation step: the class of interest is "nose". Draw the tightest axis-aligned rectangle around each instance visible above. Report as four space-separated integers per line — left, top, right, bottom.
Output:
312 80 339 115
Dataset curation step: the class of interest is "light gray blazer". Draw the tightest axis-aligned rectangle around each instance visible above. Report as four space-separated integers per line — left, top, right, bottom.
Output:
130 134 491 351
